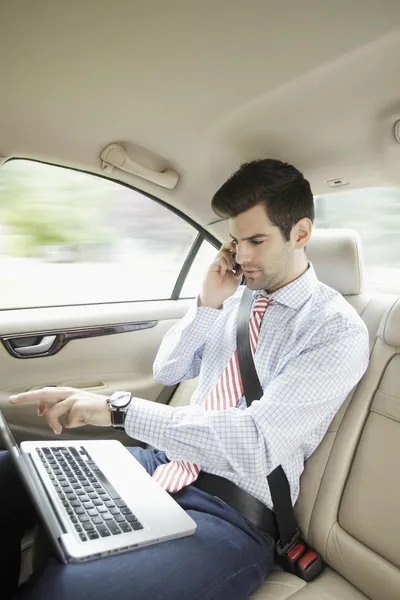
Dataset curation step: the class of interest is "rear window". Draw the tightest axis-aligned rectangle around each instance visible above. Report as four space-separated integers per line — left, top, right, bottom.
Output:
314 187 400 294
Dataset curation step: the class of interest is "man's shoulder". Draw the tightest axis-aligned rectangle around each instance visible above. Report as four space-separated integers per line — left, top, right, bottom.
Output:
311 281 368 335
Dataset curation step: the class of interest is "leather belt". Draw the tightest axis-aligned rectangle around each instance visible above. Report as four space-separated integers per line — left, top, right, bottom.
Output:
193 472 278 540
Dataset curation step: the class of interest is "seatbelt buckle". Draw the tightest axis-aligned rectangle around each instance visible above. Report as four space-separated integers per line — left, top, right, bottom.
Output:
284 541 307 574
295 548 324 582
276 530 324 581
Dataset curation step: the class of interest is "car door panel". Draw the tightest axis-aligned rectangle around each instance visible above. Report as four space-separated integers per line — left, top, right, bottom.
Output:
0 299 191 446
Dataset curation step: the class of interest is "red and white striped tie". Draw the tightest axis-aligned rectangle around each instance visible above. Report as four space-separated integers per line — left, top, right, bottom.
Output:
152 295 273 493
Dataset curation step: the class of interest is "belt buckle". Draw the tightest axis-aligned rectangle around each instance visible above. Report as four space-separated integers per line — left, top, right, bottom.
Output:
276 529 324 582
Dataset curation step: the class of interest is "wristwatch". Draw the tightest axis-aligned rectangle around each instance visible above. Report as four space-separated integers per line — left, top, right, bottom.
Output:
107 391 132 430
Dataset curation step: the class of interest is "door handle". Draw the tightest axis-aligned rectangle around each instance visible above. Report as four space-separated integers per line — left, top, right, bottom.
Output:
13 335 57 356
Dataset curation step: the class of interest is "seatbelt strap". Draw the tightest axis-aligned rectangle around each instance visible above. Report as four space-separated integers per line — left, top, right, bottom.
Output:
236 287 299 550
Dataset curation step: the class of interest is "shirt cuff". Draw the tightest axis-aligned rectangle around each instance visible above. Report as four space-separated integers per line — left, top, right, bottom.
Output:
124 397 175 448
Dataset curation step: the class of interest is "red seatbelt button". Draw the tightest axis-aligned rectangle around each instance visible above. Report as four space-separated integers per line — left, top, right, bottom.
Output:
287 543 306 562
298 551 318 570
296 550 323 582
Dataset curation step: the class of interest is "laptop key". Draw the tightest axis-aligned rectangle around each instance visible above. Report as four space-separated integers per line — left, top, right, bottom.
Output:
102 513 113 521
71 516 78 524
114 514 125 523
86 461 99 470
109 507 119 515
107 521 121 535
75 507 85 515
121 507 132 515
83 522 94 531
94 470 121 500
79 533 87 542
131 522 144 531
74 524 82 532
120 522 132 533
125 514 138 523
87 530 99 540
92 515 102 525
96 524 111 537
83 501 94 509
97 506 108 513
76 489 86 496
78 514 90 523
93 499 103 506
88 509 98 517
115 499 127 509
104 500 114 508
88 492 98 499
79 495 90 503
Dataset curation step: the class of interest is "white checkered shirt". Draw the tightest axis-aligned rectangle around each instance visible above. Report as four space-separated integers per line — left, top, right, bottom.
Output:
125 263 369 509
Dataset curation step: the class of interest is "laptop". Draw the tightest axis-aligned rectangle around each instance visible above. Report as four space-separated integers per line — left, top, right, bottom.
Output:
0 409 196 563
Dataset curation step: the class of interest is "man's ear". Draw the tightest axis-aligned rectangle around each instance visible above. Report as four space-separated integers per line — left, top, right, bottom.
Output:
293 218 312 249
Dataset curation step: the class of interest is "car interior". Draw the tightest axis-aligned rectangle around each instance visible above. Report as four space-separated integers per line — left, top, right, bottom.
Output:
0 1 400 598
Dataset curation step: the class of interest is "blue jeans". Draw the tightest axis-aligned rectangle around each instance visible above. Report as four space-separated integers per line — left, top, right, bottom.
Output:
0 447 275 600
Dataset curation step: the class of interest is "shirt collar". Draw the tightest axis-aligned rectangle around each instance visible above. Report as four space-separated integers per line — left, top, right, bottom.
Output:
252 262 318 310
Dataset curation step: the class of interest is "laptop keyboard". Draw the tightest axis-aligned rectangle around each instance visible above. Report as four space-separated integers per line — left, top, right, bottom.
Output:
36 446 144 542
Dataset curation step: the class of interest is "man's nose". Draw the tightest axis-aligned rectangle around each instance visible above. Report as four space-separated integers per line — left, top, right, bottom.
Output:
235 245 251 266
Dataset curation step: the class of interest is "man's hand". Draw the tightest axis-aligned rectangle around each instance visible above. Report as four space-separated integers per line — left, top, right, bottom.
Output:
199 242 243 309
9 387 111 434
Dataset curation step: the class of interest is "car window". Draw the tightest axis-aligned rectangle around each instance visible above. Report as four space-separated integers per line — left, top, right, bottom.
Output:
314 187 400 294
0 160 215 308
180 240 217 298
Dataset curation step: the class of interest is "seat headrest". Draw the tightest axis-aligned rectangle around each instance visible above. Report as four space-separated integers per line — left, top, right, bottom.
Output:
378 298 400 347
307 229 365 296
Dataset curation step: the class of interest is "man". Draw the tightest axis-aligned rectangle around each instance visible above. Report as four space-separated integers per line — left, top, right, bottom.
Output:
0 159 369 599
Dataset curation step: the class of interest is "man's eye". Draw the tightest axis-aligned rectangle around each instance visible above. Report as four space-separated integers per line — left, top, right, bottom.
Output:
251 240 264 245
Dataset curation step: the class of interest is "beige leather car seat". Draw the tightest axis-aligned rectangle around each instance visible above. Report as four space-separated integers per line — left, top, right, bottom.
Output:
252 298 400 600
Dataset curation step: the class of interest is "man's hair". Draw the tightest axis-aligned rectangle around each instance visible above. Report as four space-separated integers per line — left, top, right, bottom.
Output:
211 159 314 242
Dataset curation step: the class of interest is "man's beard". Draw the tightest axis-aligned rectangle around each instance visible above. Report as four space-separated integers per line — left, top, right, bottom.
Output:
244 269 283 292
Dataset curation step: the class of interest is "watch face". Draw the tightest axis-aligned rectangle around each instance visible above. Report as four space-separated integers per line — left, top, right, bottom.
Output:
111 392 131 408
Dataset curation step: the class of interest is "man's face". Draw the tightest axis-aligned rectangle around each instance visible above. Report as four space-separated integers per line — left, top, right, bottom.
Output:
229 204 306 293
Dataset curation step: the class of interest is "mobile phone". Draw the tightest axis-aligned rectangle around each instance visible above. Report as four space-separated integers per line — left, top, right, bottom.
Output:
232 253 239 273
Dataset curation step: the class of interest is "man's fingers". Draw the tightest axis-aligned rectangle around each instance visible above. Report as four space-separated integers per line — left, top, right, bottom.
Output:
37 399 48 417
46 398 76 434
220 241 236 253
9 387 75 406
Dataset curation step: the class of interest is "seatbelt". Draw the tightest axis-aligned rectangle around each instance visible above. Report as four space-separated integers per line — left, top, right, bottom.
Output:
237 287 324 581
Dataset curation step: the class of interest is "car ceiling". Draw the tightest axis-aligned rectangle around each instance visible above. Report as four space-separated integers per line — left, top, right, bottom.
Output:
1 0 400 239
